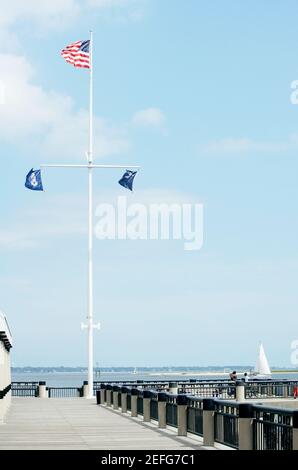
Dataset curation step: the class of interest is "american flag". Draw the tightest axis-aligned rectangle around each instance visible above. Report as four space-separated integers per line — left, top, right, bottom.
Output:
61 40 91 69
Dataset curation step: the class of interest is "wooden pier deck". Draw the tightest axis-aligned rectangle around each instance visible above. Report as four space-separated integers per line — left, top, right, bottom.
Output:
0 399 219 450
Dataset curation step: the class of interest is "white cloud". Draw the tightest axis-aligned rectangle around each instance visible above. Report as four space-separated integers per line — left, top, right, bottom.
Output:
87 0 146 21
132 108 165 129
0 54 129 160
204 137 289 154
0 0 146 33
40 111 130 160
88 0 139 7
0 194 86 250
0 231 36 250
0 1 148 158
0 0 81 30
122 188 199 204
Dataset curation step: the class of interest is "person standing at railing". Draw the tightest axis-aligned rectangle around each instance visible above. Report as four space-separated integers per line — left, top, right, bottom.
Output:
227 371 237 397
229 371 237 381
294 385 298 399
243 373 249 383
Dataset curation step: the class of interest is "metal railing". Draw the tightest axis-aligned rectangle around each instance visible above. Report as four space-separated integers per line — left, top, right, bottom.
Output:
214 401 239 449
137 394 144 416
12 378 298 401
47 387 83 398
94 381 170 392
166 395 178 428
253 405 293 450
127 394 131 411
245 381 298 399
11 382 39 397
97 384 298 450
150 393 158 421
187 397 203 436
0 384 12 400
179 382 236 399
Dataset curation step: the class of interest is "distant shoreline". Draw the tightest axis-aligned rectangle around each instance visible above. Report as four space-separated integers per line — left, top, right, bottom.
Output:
12 369 298 376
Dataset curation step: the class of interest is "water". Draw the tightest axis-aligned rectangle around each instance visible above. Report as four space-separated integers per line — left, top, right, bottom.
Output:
12 371 298 387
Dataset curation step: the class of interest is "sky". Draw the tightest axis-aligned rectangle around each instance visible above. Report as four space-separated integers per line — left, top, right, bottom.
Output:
1 0 298 367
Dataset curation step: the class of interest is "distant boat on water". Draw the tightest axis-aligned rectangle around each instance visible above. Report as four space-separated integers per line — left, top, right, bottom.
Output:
250 343 271 379
133 367 138 375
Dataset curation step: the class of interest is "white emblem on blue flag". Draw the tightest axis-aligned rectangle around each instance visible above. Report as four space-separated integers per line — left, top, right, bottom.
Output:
25 169 44 191
118 170 137 192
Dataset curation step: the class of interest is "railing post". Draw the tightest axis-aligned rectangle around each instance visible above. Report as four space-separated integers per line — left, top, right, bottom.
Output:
203 398 215 447
169 382 178 394
177 395 188 437
238 403 254 450
158 392 167 429
189 379 196 395
106 384 113 407
38 381 47 399
143 390 151 423
100 384 106 404
121 387 128 413
83 381 89 398
113 385 120 410
293 411 298 450
236 380 245 401
131 388 138 417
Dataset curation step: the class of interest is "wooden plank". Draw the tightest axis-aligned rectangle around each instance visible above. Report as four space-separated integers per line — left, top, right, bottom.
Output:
0 398 214 450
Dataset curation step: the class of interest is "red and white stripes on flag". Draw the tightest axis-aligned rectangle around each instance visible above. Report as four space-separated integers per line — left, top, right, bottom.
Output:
61 40 91 69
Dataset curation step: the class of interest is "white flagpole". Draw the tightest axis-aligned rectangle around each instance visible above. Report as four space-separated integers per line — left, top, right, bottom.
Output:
39 34 141 399
87 30 94 398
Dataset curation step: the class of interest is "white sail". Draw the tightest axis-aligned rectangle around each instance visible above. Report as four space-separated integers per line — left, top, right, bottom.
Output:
254 343 271 376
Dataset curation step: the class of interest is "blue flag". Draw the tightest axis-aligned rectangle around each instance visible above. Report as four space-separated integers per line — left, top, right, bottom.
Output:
118 170 137 191
25 169 44 191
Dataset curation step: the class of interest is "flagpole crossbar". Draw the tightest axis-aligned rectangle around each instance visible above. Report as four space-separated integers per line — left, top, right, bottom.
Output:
41 164 140 169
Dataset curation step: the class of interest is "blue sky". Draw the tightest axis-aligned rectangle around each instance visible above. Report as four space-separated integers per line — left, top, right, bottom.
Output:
0 0 298 367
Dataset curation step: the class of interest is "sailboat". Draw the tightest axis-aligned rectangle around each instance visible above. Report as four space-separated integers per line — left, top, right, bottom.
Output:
250 343 271 379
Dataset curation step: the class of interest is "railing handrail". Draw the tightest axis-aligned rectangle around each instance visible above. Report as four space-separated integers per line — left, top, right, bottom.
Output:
12 381 39 385
252 404 294 416
94 378 298 384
